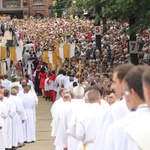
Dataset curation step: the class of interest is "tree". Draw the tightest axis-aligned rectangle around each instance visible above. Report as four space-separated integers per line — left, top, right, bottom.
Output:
75 0 150 65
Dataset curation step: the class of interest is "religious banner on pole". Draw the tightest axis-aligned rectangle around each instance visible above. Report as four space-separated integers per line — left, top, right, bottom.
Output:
0 46 7 60
10 46 22 61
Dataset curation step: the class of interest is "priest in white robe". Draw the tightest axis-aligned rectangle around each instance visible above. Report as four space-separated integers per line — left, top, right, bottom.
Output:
0 94 8 150
93 64 133 149
75 89 109 150
103 66 149 150
54 90 72 150
10 88 26 148
3 90 16 149
21 86 36 142
119 66 150 150
55 86 85 150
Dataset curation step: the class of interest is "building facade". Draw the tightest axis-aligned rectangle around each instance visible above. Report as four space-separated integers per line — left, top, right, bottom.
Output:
0 0 52 19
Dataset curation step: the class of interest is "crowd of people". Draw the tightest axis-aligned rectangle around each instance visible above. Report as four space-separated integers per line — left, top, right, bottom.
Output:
0 75 37 150
0 16 150 150
51 64 150 150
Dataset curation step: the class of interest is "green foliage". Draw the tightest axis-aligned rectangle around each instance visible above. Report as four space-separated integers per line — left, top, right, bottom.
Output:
75 0 150 34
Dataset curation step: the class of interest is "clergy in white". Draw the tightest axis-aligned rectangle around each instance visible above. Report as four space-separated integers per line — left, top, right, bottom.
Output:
119 66 150 150
54 91 72 150
93 64 133 150
21 86 36 142
76 89 109 150
0 94 8 150
3 90 16 149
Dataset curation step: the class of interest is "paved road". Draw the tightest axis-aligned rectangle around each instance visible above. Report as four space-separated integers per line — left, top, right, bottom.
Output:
2 31 55 150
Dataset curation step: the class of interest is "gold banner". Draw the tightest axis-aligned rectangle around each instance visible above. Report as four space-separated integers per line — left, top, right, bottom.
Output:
55 43 60 57
43 51 48 63
64 44 70 58
1 47 6 60
0 62 2 75
52 51 57 64
10 47 17 61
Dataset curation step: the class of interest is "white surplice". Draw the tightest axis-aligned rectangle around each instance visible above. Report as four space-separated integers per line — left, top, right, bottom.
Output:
103 105 149 150
2 79 11 90
75 103 109 150
0 101 8 150
21 93 36 142
51 98 64 150
51 97 64 137
54 101 72 149
67 99 86 150
9 95 25 147
120 113 150 150
55 74 64 100
3 97 16 148
93 98 130 150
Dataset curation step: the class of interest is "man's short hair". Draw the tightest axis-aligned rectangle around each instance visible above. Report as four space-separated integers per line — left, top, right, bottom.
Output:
114 64 134 82
125 65 148 101
4 74 8 79
142 67 150 87
87 89 100 103
73 86 84 99
4 89 9 97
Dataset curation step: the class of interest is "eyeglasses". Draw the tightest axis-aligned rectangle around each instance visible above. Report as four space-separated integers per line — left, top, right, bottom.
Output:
123 90 130 96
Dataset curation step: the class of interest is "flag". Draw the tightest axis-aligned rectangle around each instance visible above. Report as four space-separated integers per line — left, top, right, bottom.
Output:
43 51 49 63
64 44 70 58
52 51 57 64
0 62 2 75
0 46 6 60
10 46 22 61
10 47 17 61
70 43 75 58
48 51 53 64
55 43 60 56
59 43 64 62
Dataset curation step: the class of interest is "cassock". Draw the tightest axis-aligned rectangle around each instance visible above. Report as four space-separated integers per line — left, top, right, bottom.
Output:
75 103 109 150
54 101 72 149
93 98 129 150
2 79 11 90
55 74 63 100
103 104 149 150
9 95 25 147
28 90 38 122
51 97 64 150
21 93 36 142
119 113 150 150
51 97 64 137
66 99 85 150
0 101 8 150
3 97 16 149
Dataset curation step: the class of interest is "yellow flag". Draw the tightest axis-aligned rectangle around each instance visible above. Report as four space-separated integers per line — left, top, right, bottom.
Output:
48 63 52 68
1 47 6 60
10 47 17 61
43 51 48 63
0 62 2 75
56 56 62 65
64 44 70 58
52 51 57 64
55 43 60 57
